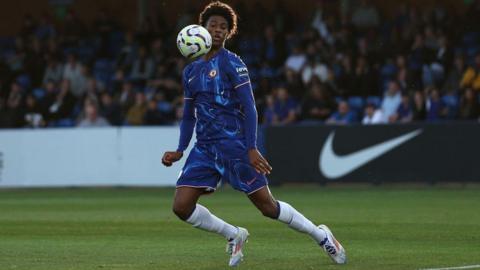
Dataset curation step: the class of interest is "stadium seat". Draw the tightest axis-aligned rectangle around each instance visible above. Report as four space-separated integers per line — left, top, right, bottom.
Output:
463 32 479 47
348 96 365 112
77 46 96 62
380 63 397 80
366 96 382 108
94 59 114 87
32 88 45 100
334 96 344 105
442 94 459 119
16 74 31 90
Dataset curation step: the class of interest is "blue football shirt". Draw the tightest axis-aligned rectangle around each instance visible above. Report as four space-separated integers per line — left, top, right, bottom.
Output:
182 48 251 144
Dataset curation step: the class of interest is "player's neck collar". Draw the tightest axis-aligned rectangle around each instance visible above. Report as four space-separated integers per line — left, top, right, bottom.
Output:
203 47 225 62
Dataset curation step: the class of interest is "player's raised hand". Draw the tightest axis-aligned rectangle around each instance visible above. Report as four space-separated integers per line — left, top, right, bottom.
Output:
162 151 183 167
248 149 272 175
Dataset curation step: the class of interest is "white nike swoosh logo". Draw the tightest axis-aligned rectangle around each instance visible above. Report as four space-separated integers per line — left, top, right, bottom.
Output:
188 76 196 83
319 129 422 179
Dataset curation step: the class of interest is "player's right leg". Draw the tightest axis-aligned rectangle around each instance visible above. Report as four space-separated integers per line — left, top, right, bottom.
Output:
173 144 247 267
173 188 247 267
172 186 238 240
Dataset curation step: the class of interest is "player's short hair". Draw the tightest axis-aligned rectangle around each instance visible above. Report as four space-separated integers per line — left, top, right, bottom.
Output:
199 1 238 39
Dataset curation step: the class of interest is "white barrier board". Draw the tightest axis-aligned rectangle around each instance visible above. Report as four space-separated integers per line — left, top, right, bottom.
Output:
0 127 191 187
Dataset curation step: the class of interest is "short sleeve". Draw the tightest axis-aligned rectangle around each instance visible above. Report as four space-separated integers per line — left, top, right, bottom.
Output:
226 54 251 89
182 65 193 99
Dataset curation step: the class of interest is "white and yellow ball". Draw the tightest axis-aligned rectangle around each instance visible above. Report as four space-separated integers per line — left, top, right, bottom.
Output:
176 25 212 59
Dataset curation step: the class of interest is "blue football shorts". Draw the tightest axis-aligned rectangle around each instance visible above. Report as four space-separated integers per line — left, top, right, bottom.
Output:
176 140 268 194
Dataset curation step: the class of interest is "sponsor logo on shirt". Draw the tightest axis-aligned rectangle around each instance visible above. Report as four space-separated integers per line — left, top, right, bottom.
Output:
236 67 248 74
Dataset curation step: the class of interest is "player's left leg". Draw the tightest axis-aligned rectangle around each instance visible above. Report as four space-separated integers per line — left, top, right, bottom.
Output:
247 186 347 264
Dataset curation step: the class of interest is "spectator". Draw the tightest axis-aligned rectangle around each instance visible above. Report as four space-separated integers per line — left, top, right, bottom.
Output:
261 25 286 67
311 1 334 45
362 102 385 124
77 97 110 127
335 54 354 96
24 38 45 87
43 56 63 85
62 10 86 46
47 79 76 123
23 94 44 128
155 91 174 122
6 37 26 73
352 56 376 97
100 92 122 126
351 0 380 30
40 80 58 121
302 58 330 85
300 84 334 122
115 81 135 114
442 55 465 94
35 14 56 40
63 53 87 99
262 94 276 124
327 101 356 125
271 87 297 125
144 99 165 125
460 53 480 91
4 82 24 127
93 9 115 58
381 81 402 122
151 38 166 66
426 88 446 121
391 94 413 123
116 31 137 70
412 91 426 121
126 91 147 125
285 46 306 74
130 46 154 84
459 88 479 120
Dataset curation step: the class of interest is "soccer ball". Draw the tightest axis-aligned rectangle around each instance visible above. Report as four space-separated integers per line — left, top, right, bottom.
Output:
177 25 212 59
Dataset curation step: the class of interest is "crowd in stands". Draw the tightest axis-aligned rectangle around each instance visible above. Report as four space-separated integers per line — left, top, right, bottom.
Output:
1 0 480 128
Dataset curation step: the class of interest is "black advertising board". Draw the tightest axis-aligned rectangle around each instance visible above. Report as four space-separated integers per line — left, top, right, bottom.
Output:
265 124 480 183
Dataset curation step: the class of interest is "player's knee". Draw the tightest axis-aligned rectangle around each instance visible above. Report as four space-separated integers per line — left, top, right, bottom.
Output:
172 203 193 221
258 202 279 219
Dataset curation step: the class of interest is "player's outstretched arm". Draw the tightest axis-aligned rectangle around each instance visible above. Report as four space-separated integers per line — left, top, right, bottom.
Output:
162 98 195 167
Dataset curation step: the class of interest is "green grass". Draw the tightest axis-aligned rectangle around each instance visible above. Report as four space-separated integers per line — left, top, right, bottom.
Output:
0 186 479 270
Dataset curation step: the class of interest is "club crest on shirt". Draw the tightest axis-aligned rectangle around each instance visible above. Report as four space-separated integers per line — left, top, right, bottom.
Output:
209 69 217 78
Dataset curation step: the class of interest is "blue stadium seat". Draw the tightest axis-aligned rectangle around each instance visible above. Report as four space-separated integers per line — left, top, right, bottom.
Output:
16 74 31 90
463 32 480 47
380 63 397 79
55 118 75 127
466 46 479 58
348 96 365 112
366 96 382 108
442 94 459 119
62 47 77 57
334 96 344 105
94 59 114 87
77 46 96 62
32 88 45 100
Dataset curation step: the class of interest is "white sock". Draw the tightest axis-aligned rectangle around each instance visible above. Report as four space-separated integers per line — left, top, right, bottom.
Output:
186 204 238 240
277 201 327 244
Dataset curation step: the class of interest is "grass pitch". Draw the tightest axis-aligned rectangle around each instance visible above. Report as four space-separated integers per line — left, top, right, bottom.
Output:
0 186 479 270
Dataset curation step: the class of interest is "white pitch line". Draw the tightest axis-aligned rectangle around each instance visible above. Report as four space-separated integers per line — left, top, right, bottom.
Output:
419 264 480 270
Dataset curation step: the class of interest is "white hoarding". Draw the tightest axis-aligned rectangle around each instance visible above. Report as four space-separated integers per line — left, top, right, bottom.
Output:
0 127 191 187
